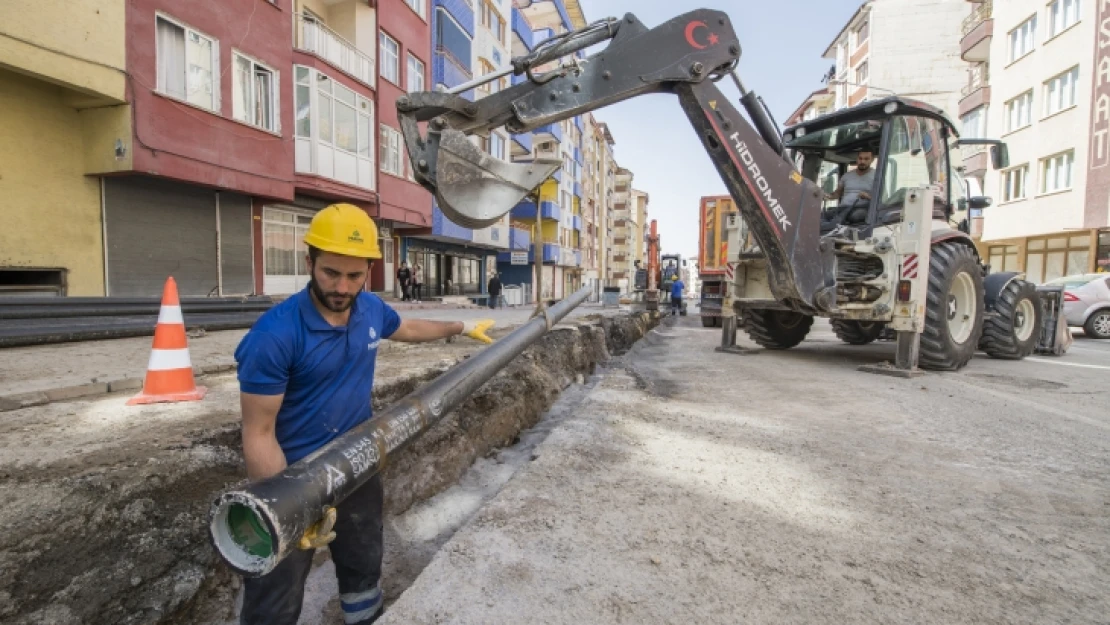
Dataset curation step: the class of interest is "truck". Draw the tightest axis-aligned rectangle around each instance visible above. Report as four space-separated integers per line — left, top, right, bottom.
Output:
696 196 737 327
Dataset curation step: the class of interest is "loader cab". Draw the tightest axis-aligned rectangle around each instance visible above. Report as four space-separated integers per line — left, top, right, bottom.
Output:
783 97 1001 238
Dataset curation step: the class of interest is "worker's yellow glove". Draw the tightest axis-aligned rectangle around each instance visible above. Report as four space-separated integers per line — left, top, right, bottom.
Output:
297 506 337 550
462 319 495 344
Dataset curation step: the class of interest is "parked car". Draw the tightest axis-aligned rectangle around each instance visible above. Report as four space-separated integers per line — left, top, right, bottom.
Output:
1045 273 1110 339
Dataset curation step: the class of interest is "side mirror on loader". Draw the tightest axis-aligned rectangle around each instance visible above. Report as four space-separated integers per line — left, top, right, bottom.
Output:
991 144 1010 169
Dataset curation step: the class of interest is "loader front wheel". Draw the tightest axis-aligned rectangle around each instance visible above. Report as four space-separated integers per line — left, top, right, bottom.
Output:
830 319 886 345
920 242 985 371
980 279 1042 359
741 309 813 349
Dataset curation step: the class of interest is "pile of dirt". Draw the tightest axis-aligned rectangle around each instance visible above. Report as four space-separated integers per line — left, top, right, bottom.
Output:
0 312 655 625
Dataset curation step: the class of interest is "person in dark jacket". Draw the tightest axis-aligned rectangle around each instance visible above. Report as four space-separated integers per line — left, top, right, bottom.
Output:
487 273 502 309
396 263 411 301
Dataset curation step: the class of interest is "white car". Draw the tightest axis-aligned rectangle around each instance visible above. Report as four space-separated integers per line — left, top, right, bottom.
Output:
1045 273 1110 339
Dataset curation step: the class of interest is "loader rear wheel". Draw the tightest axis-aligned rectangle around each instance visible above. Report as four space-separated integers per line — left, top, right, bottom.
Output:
830 319 886 345
919 242 985 371
981 279 1042 359
741 309 813 349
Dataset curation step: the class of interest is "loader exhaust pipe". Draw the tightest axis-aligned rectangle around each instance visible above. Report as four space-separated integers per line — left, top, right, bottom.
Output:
208 285 594 577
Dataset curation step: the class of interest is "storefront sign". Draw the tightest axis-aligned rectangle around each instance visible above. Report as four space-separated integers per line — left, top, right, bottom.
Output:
1087 0 1110 227
511 251 529 265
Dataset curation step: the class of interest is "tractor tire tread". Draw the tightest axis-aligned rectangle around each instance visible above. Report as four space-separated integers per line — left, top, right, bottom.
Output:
919 241 985 371
980 279 1042 359
831 319 886 345
741 309 813 349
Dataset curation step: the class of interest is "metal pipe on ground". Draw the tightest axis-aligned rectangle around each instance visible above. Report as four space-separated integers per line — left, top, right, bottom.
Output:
207 285 594 577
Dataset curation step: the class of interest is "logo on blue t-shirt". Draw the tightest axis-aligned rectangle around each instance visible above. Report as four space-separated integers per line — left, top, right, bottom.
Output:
368 326 379 351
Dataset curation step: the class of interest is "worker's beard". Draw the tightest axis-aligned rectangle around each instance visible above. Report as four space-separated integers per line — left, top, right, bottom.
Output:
309 276 356 313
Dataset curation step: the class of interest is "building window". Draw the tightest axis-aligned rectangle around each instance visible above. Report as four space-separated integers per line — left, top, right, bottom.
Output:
1005 91 1032 132
961 105 988 137
436 8 472 71
1026 234 1091 283
853 19 869 49
155 14 219 111
380 124 404 176
293 65 375 188
1044 66 1079 116
380 32 400 85
479 0 506 44
1048 0 1081 38
489 133 506 160
404 0 427 20
406 53 425 93
477 58 497 94
1002 165 1028 202
1009 15 1037 63
233 52 278 132
1040 150 1075 194
855 61 869 85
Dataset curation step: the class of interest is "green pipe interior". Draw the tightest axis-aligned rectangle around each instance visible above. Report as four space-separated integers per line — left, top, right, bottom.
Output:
227 503 273 559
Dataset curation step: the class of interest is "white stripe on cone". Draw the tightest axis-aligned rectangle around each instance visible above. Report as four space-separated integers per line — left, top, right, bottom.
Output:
158 305 185 325
147 348 194 371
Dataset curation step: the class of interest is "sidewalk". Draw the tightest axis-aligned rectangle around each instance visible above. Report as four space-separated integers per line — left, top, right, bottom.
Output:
0 301 618 410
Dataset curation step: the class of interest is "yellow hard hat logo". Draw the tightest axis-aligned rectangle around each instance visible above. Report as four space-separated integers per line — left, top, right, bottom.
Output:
304 204 382 259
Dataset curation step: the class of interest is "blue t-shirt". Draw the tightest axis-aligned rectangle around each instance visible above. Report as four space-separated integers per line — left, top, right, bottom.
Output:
671 280 685 298
234 287 401 463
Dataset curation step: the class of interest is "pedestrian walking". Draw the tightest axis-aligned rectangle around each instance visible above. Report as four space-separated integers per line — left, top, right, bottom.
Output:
487 272 502 309
412 263 424 303
396 262 411 301
233 203 496 625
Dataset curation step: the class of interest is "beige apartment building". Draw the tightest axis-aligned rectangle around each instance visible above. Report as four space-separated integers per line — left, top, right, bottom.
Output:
960 0 1109 278
611 167 634 291
631 189 649 271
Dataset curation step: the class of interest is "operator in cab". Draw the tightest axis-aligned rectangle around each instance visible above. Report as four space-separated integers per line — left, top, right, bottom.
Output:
826 149 876 208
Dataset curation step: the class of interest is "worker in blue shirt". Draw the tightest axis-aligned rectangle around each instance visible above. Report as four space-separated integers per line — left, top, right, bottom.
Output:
670 276 685 316
233 204 495 625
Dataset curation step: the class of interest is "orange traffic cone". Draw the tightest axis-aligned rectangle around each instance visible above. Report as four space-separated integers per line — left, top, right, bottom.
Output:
127 277 207 405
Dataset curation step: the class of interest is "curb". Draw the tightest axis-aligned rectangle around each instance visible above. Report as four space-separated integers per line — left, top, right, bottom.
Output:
0 312 615 413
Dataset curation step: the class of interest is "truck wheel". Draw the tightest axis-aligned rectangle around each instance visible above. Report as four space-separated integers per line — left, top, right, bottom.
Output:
919 242 985 371
830 319 886 345
1084 309 1110 339
701 316 715 328
980 279 1043 359
741 309 813 349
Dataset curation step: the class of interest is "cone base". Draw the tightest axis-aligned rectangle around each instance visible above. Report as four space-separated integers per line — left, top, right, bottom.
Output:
126 386 208 405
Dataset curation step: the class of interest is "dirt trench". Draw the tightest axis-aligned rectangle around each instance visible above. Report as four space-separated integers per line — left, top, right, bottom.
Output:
0 312 656 625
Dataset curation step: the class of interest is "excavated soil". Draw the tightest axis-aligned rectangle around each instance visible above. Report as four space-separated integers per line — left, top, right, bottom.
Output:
0 312 656 625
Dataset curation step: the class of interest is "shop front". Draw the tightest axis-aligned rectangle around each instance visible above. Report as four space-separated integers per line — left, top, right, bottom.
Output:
978 229 1110 283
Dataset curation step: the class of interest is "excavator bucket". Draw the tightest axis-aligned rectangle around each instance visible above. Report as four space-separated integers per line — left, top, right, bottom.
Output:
428 128 561 229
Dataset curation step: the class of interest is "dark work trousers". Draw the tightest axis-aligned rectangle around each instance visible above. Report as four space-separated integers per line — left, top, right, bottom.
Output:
240 473 385 625
671 296 682 315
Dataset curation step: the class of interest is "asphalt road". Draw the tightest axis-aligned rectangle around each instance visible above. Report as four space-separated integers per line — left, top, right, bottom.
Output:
378 315 1110 625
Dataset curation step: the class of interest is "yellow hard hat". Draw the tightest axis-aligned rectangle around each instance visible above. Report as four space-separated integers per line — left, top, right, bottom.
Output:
303 203 382 259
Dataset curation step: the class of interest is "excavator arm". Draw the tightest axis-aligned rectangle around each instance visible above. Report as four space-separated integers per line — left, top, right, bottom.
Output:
397 9 835 313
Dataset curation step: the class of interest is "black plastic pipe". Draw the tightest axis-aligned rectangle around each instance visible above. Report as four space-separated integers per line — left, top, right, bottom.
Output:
207 285 594 577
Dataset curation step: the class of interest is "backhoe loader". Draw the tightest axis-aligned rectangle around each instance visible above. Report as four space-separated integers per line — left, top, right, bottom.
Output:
395 8 1068 372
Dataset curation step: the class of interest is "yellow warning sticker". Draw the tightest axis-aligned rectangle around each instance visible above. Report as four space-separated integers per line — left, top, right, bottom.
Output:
709 100 718 109
790 171 803 184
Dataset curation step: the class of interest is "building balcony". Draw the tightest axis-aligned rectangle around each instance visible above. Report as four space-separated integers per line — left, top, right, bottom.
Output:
509 226 531 250
511 199 560 221
962 147 990 179
434 50 474 99
613 254 628 264
543 243 560 264
511 132 533 157
534 122 563 144
958 84 990 118
961 1 993 63
572 215 582 231
574 146 583 164
512 8 534 51
432 205 473 241
573 181 583 199
295 14 374 87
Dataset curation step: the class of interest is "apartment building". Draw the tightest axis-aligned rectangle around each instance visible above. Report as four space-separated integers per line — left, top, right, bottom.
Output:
496 0 588 300
611 167 634 291
821 0 967 118
785 87 835 126
595 122 618 288
1 0 126 295
960 0 1109 278
631 189 649 271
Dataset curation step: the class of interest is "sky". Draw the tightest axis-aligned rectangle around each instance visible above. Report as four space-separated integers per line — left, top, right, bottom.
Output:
575 0 862 264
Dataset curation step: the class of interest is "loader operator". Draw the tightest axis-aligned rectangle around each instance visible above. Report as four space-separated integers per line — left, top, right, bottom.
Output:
824 149 876 226
233 203 496 625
